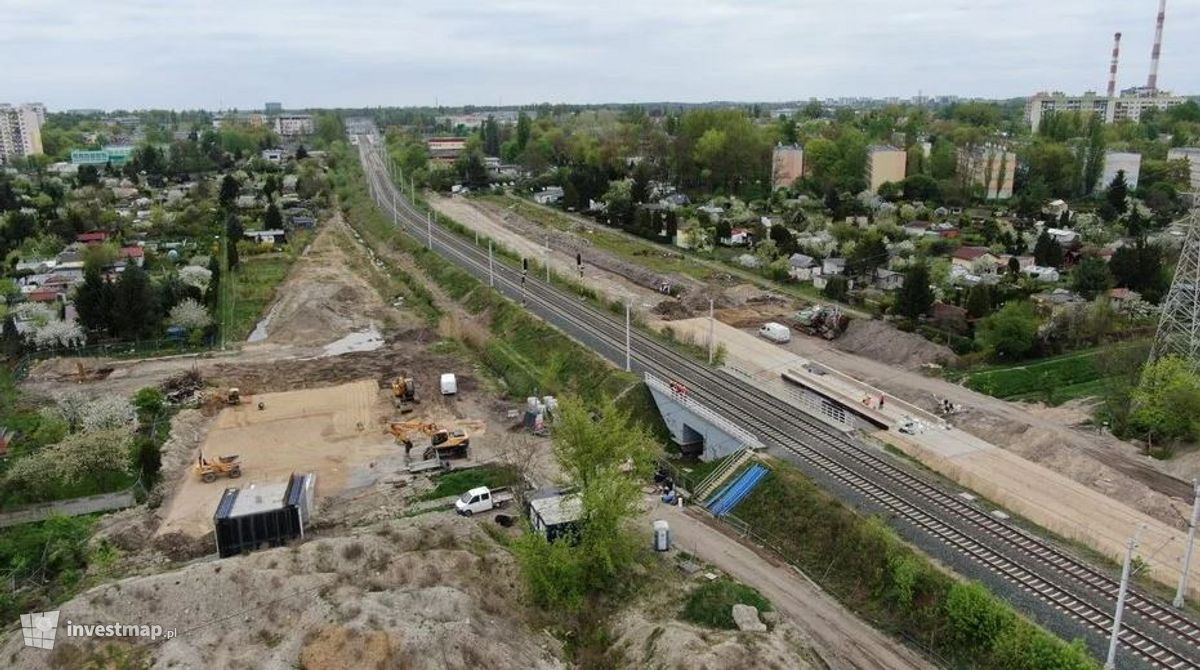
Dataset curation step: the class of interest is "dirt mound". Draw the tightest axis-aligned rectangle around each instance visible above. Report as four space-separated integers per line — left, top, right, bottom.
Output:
653 300 693 320
680 288 737 313
254 215 412 346
834 319 957 369
1 516 565 670
613 611 818 669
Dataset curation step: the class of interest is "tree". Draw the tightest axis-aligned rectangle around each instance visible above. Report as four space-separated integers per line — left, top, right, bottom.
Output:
264 202 283 230
76 164 100 187
895 263 934 319
513 396 657 612
1130 356 1200 448
1110 240 1167 303
225 214 243 270
1105 170 1129 216
848 232 888 277
602 179 634 228
205 254 222 308
768 225 796 255
964 285 993 318
822 275 849 302
2 315 23 357
777 115 798 145
75 265 115 335
262 175 279 201
1032 231 1063 268
976 301 1040 361
168 298 212 331
515 111 532 153
630 162 651 204
714 220 732 244
218 174 240 209
1070 255 1112 300
112 264 158 340
295 144 309 160
482 116 501 157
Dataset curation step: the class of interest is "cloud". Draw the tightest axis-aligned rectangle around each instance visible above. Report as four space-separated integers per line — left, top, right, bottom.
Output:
0 0 1195 109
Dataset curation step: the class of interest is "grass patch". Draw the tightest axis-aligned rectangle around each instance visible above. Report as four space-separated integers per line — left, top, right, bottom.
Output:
961 346 1139 404
681 577 772 629
225 254 292 342
418 464 519 501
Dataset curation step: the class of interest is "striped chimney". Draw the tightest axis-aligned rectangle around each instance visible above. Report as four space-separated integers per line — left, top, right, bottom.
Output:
1147 0 1167 93
1107 32 1122 97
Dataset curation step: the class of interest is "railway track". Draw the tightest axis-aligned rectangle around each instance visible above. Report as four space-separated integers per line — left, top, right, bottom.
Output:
357 139 1200 668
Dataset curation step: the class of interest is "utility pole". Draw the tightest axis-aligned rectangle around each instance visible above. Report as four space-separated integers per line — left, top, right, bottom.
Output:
708 299 715 365
545 235 551 283
1176 480 1200 607
1106 526 1144 670
426 211 433 250
625 300 632 372
488 240 494 288
391 192 397 225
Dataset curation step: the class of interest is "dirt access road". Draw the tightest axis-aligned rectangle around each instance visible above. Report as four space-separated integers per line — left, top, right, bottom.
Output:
650 500 934 670
428 193 667 309
778 332 1194 512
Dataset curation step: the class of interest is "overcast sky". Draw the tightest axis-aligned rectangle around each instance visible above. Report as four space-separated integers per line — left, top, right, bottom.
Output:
2 0 1197 111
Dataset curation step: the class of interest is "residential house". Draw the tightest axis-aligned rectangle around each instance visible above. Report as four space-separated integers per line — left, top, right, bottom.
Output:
1045 227 1080 247
1043 199 1069 218
76 231 111 245
532 187 564 205
261 149 285 163
118 246 145 267
788 253 818 281
244 229 287 245
1023 266 1061 283
873 268 904 291
903 220 934 237
696 205 724 221
951 247 999 273
822 257 847 276
931 222 960 238
720 228 751 246
236 194 258 209
659 193 690 209
1032 289 1084 307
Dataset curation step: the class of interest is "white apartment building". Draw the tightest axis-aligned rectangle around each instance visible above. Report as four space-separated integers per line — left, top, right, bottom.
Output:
0 103 44 163
1025 91 1188 131
1099 151 1142 190
274 114 314 136
1167 147 1200 194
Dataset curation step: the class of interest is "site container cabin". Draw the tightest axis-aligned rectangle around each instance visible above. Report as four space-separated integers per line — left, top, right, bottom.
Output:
213 473 316 558
527 489 583 543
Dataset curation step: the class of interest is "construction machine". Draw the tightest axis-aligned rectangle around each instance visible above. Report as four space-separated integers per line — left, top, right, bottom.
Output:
226 388 242 406
388 420 471 460
194 451 243 483
391 376 417 413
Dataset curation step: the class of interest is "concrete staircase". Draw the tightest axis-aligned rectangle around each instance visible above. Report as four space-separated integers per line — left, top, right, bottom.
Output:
693 448 754 502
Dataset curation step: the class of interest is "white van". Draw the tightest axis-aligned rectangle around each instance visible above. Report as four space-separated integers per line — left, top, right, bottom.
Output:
758 322 791 344
440 373 458 396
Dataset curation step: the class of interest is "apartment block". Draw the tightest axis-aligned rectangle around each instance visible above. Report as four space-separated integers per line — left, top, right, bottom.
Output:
958 144 1017 200
0 103 44 163
771 144 804 190
274 114 314 136
1025 91 1188 131
1167 148 1200 194
1099 151 1142 190
865 145 906 194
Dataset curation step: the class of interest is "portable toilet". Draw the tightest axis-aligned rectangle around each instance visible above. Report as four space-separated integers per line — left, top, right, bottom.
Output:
652 519 671 552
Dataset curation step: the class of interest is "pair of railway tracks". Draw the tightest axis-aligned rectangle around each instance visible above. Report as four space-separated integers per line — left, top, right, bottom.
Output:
358 140 1200 668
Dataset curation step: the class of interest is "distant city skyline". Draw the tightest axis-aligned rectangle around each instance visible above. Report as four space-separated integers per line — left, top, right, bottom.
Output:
2 0 1197 111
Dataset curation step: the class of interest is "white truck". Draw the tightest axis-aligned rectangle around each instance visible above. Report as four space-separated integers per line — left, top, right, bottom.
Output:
455 486 514 516
440 373 458 396
758 321 792 343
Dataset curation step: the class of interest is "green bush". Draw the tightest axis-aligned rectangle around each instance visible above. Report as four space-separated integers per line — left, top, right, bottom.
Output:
733 464 1097 668
681 578 772 629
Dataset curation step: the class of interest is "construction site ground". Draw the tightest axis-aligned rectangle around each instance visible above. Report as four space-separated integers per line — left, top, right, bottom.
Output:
3 206 932 669
664 317 1200 600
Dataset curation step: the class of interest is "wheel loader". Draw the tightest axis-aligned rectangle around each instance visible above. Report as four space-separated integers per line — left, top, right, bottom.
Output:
195 452 243 483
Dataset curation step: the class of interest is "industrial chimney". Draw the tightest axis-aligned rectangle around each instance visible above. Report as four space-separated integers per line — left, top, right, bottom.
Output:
1107 32 1122 97
1147 0 1167 94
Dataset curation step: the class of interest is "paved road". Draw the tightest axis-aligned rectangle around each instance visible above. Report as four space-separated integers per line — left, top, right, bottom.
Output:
650 499 935 670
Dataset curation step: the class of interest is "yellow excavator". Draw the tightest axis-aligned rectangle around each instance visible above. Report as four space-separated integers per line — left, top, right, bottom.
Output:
391 376 417 413
388 420 470 460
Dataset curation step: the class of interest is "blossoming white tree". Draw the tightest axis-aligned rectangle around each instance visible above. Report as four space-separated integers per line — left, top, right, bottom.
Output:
168 298 213 331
